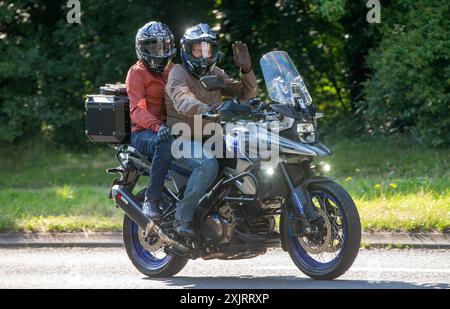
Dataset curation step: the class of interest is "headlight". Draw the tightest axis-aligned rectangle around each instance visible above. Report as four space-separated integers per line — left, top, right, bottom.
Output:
297 123 315 133
319 161 331 173
297 122 316 143
312 161 331 175
267 116 295 132
265 167 275 176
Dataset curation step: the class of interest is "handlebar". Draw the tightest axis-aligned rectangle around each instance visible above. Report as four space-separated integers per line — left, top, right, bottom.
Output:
202 98 322 123
201 98 271 121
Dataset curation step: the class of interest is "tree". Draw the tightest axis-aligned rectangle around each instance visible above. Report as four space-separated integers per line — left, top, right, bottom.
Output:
360 0 450 146
213 0 351 122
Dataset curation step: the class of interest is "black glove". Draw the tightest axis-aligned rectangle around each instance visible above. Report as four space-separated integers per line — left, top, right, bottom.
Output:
157 124 172 142
215 99 252 121
232 41 252 74
209 102 224 114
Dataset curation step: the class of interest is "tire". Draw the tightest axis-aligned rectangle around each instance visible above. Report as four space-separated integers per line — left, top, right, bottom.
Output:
122 190 188 277
283 181 361 280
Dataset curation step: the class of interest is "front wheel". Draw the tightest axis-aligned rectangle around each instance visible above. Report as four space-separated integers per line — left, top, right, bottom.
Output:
282 181 361 280
122 190 188 277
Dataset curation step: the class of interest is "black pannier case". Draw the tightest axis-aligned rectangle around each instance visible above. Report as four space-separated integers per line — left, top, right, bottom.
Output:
85 84 131 144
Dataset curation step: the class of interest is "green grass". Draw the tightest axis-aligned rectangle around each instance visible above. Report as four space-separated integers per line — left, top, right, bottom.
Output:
0 144 117 188
0 186 122 232
322 137 449 233
0 137 448 233
355 192 449 232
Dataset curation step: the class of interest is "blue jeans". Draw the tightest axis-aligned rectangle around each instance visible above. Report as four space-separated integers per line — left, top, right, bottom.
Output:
131 129 173 201
172 140 219 223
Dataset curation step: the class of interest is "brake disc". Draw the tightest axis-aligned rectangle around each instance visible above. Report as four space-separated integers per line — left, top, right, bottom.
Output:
324 214 344 253
138 227 163 252
298 208 332 254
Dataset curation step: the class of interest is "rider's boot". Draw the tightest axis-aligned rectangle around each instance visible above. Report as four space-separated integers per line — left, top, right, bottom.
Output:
173 221 196 237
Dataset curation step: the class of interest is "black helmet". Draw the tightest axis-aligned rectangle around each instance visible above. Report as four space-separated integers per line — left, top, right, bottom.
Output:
135 21 176 73
180 23 219 78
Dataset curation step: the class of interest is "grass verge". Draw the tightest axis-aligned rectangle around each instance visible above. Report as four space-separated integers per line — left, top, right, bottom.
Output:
0 137 448 233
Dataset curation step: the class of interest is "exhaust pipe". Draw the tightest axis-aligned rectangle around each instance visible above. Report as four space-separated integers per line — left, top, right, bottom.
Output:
111 185 191 252
111 185 149 230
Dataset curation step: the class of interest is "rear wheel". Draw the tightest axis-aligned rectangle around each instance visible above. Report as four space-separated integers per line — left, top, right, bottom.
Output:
122 190 188 277
283 181 361 280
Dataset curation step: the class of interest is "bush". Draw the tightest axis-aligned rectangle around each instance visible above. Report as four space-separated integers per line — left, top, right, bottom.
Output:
1 0 448 148
359 0 450 147
0 1 160 148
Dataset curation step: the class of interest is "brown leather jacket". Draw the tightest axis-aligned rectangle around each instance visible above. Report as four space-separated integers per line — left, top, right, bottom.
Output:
165 64 258 134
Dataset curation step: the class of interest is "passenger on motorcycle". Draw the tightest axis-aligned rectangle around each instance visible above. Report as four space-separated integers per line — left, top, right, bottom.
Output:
126 21 176 221
165 23 258 237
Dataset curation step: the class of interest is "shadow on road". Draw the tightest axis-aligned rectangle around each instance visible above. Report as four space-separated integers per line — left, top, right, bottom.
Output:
143 275 449 289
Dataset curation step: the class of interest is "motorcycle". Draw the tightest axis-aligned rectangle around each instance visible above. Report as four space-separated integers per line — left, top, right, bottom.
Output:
102 51 361 280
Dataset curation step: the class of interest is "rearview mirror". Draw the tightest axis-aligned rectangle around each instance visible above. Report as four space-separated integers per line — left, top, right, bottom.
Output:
200 75 225 92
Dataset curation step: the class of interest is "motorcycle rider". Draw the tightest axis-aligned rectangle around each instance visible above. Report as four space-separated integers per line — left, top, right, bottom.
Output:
165 23 258 237
126 21 176 220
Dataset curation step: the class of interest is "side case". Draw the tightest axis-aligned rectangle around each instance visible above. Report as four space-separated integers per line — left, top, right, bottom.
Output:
85 94 131 144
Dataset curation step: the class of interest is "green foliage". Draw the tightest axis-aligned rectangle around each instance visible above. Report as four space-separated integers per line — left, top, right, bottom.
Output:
0 1 156 146
213 0 351 121
314 0 347 21
0 0 448 147
0 0 214 148
359 0 450 147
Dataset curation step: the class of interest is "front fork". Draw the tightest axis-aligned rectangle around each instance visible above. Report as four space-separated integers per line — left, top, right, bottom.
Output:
279 162 318 221
279 162 332 251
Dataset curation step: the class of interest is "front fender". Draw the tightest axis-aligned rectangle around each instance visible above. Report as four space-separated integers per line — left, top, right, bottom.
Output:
300 176 334 188
291 176 334 218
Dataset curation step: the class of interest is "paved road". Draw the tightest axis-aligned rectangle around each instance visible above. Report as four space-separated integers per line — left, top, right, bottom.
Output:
0 247 448 288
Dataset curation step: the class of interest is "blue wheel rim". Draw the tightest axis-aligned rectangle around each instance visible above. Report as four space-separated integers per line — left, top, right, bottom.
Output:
129 220 171 270
288 190 347 270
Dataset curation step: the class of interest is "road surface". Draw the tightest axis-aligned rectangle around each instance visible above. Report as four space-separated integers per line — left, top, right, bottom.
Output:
0 247 448 288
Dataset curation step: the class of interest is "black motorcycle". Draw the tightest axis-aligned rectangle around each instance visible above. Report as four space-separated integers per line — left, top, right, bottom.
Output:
85 51 361 279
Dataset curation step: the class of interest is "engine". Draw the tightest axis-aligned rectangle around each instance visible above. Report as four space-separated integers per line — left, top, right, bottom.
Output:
201 213 236 244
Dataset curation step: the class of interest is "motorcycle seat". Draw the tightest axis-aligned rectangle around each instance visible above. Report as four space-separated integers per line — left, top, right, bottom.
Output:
121 145 192 176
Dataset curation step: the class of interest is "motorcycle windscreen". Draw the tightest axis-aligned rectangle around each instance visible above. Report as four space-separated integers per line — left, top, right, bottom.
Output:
260 51 312 106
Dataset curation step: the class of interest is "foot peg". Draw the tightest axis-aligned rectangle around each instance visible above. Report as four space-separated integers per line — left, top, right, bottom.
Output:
106 167 125 174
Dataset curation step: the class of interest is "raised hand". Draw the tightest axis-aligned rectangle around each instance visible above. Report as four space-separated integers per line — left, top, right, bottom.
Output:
232 41 252 74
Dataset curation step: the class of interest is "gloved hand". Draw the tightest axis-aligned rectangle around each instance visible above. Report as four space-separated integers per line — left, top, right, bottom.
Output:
157 124 172 142
232 41 252 74
209 102 224 114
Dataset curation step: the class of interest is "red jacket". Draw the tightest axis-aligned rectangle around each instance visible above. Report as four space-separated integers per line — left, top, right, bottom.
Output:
125 61 173 132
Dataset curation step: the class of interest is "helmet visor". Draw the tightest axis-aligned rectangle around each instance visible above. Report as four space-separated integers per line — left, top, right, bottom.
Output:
138 36 174 57
188 42 218 60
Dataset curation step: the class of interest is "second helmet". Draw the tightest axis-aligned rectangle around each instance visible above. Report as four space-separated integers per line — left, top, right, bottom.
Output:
135 21 176 73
